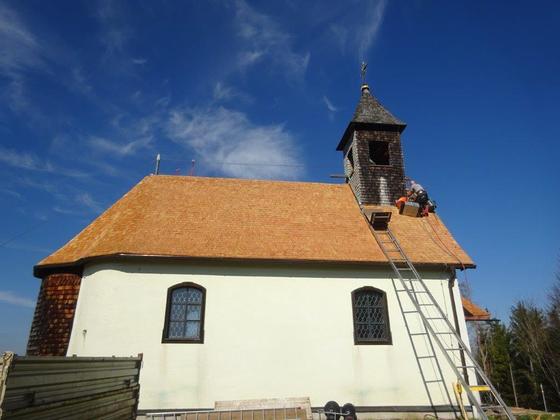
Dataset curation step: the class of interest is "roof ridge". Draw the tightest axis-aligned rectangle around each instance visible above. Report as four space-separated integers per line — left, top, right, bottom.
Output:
147 174 349 188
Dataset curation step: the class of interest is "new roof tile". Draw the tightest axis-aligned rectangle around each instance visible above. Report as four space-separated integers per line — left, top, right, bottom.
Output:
35 175 474 275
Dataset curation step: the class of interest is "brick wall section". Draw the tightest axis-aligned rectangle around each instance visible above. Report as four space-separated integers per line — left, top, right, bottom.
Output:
347 129 405 206
26 273 81 356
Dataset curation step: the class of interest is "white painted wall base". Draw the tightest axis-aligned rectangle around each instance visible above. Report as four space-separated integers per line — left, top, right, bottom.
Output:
67 261 474 411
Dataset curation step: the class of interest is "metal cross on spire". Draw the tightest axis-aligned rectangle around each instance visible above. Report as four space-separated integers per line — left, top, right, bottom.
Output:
360 61 368 85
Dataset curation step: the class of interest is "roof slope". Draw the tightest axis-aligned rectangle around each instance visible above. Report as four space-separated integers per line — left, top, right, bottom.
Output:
352 86 406 127
462 297 491 321
336 86 407 151
36 176 474 274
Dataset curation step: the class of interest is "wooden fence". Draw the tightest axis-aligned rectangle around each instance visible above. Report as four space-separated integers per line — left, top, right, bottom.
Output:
0 352 142 419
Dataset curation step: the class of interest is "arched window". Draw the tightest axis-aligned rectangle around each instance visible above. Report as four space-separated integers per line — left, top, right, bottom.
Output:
162 283 205 343
352 287 391 345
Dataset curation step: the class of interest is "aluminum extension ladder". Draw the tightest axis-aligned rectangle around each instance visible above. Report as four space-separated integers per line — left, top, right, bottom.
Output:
367 212 514 420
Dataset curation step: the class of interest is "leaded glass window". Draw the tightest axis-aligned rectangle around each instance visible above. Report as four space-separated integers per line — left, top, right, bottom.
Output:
352 287 391 344
163 283 205 343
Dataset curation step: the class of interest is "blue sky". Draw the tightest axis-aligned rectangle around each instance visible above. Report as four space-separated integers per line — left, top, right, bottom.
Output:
1 0 559 353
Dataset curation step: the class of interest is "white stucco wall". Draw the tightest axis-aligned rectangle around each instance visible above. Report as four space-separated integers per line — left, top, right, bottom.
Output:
67 261 473 411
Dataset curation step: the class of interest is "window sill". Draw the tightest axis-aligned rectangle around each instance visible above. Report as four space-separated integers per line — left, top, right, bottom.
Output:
162 338 204 344
354 338 392 345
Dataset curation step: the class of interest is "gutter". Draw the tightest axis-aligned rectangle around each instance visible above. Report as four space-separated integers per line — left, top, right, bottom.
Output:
33 253 475 279
448 269 469 384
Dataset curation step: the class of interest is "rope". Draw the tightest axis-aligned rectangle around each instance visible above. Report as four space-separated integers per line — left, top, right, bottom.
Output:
420 214 469 283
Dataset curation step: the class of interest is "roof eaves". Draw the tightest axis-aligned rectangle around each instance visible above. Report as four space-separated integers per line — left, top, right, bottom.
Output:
336 121 407 151
33 253 473 279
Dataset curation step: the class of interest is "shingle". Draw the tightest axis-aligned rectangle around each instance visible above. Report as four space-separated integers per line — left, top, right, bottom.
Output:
351 86 406 127
462 297 490 321
35 175 474 273
336 86 407 151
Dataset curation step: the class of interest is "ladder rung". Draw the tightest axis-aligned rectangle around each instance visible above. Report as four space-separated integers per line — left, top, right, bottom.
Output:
410 332 428 336
435 332 455 335
398 268 413 271
456 365 476 369
418 355 436 359
425 380 444 384
402 310 418 314
444 348 463 351
419 303 434 306
471 385 491 392
482 405 507 410
425 317 444 320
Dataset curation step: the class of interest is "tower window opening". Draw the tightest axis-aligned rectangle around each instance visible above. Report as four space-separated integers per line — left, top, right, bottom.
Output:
368 141 390 165
347 147 354 171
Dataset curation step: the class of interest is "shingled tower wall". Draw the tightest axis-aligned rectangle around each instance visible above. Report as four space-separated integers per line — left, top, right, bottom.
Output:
338 85 407 206
26 273 81 356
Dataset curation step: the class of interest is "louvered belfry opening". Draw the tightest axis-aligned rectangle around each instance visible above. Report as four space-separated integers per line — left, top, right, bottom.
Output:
338 84 407 206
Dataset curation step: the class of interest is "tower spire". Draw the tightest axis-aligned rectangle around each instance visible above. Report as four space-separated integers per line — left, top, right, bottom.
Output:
336 68 407 206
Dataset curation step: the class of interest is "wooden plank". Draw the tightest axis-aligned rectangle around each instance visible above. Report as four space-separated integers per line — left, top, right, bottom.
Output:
215 398 312 420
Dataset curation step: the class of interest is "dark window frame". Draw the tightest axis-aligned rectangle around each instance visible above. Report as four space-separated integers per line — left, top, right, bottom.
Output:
162 282 206 344
368 140 391 166
351 286 392 345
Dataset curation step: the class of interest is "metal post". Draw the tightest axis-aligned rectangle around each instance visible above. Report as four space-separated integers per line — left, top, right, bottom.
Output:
509 362 518 407
540 383 548 412
155 153 161 175
189 159 196 176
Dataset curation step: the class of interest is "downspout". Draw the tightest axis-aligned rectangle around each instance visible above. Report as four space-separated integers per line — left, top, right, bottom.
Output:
448 269 469 384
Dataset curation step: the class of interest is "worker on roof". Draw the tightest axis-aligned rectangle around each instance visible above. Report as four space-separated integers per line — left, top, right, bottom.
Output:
407 180 430 216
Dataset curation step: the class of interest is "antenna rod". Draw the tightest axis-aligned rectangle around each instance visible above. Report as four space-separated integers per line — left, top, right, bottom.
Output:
189 159 196 176
155 153 161 175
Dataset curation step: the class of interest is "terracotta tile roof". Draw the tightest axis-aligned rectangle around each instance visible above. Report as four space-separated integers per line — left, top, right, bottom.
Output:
462 297 491 321
36 175 474 274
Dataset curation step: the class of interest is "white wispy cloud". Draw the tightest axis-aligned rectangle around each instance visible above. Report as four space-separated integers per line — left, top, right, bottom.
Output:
233 0 310 79
357 0 387 59
75 192 103 213
132 57 147 65
88 136 152 157
53 206 81 215
213 81 253 103
323 95 339 113
0 188 22 199
0 147 39 171
330 0 387 59
3 242 52 254
7 78 28 111
0 3 48 113
166 106 304 179
0 291 35 308
0 147 88 178
213 82 236 102
96 0 132 56
0 4 44 77
16 177 58 194
71 67 93 94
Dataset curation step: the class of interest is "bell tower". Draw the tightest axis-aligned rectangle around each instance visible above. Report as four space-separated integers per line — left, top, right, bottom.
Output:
337 69 407 206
